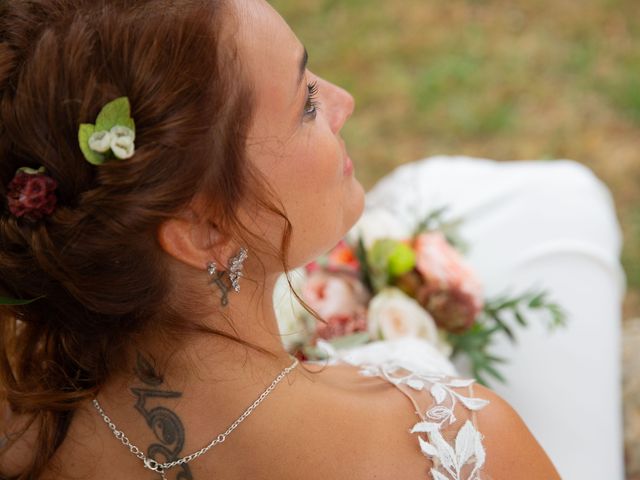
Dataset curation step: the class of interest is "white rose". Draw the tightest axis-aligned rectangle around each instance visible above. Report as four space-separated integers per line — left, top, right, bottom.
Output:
110 125 136 141
88 130 112 153
274 270 311 351
346 208 412 249
110 133 135 159
368 287 440 345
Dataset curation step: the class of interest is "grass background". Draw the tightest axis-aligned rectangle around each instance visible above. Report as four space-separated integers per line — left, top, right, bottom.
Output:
271 0 640 476
272 0 640 316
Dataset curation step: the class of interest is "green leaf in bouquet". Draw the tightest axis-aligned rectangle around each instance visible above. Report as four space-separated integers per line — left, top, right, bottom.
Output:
481 306 516 343
413 206 450 235
448 323 510 387
327 332 371 350
474 357 506 386
368 239 394 292
412 207 470 254
514 310 528 327
547 303 568 331
483 288 568 341
527 291 546 308
451 287 568 386
369 239 416 291
387 242 416 277
355 236 374 293
485 354 508 364
301 345 330 361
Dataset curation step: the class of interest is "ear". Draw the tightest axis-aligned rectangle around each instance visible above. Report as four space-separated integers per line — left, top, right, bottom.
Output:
157 204 229 271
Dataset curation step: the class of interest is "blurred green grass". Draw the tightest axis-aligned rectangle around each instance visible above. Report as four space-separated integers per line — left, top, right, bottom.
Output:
272 0 640 316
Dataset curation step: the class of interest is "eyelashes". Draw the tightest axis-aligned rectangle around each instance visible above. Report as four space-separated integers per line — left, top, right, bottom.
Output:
304 80 320 119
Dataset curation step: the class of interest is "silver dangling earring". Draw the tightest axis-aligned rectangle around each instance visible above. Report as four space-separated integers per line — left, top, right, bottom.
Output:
207 260 230 307
228 247 248 293
206 247 248 306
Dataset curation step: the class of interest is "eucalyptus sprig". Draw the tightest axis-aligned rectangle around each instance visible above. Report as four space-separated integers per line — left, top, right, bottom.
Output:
448 289 567 386
413 206 468 253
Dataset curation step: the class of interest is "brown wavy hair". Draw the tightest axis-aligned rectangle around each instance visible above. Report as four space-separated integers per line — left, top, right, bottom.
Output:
0 0 321 477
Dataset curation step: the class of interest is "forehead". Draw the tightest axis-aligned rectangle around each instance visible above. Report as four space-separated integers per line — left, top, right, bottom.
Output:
233 0 302 115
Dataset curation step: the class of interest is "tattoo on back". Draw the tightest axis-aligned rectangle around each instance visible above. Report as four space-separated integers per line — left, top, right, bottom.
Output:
131 352 194 480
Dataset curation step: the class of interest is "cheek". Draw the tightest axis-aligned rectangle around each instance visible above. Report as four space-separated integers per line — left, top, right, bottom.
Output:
279 129 343 200
244 124 360 270
281 141 359 265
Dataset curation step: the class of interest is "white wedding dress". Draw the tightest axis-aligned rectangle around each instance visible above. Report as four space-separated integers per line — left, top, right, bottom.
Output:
362 156 625 479
278 155 624 479
356 359 490 480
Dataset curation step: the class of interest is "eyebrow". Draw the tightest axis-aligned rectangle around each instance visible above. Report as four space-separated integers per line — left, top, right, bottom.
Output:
297 47 308 87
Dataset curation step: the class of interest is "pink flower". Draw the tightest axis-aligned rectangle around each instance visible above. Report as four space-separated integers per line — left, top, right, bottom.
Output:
313 312 369 341
302 270 369 320
414 232 484 332
305 260 322 274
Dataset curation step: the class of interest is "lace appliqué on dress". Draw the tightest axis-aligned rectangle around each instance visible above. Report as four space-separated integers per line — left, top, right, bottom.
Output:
358 361 490 480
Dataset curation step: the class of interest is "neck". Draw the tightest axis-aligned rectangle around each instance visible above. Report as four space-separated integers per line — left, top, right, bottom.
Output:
97 272 313 424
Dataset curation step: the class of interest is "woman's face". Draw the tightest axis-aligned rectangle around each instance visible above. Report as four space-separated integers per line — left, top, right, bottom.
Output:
234 0 365 271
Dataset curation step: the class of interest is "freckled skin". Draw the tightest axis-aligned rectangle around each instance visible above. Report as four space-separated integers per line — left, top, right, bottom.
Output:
236 0 365 270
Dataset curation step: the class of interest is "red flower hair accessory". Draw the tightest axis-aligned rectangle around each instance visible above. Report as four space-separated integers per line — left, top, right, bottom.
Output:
6 166 58 221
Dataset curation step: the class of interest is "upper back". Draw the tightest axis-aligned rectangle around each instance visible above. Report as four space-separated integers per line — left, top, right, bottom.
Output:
14 360 559 480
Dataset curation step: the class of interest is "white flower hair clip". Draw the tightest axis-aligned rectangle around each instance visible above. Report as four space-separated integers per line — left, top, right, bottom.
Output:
78 97 136 165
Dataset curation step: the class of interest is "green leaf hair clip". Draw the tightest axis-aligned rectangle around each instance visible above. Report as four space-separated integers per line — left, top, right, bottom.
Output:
78 96 136 165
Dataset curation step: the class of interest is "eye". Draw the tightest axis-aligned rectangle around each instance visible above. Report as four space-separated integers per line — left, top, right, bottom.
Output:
304 80 320 120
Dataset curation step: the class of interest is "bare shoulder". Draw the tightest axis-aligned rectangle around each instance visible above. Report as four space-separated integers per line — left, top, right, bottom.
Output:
301 363 561 480
472 384 561 480
291 362 445 480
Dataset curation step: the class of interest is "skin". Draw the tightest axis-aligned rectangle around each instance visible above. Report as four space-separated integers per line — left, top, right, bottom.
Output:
11 0 560 478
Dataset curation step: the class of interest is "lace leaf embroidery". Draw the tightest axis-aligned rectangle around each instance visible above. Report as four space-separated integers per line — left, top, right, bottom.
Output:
358 361 489 480
432 469 451 480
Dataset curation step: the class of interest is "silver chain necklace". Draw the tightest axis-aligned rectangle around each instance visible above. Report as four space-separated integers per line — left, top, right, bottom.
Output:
92 355 299 479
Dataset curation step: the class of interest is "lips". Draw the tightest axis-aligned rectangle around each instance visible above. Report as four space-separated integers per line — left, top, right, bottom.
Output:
343 152 354 176
339 137 354 176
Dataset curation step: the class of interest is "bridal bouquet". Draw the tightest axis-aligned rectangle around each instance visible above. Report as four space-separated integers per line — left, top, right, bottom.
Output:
276 208 566 386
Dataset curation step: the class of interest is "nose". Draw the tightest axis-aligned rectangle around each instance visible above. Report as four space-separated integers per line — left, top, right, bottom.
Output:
321 78 355 134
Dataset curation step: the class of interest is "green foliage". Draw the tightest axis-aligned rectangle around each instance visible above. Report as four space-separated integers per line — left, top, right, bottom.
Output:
448 290 567 386
355 236 374 293
95 97 135 132
413 207 469 253
387 242 416 277
17 166 46 175
78 97 135 164
0 296 45 306
78 124 104 165
368 239 416 291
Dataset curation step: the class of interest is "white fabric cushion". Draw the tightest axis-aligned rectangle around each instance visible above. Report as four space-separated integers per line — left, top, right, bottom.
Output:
364 156 625 480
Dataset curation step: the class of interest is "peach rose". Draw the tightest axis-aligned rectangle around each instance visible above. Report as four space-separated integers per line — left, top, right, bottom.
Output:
414 232 484 332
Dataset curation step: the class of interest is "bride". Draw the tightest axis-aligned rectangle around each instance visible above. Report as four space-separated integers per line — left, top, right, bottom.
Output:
0 0 559 478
